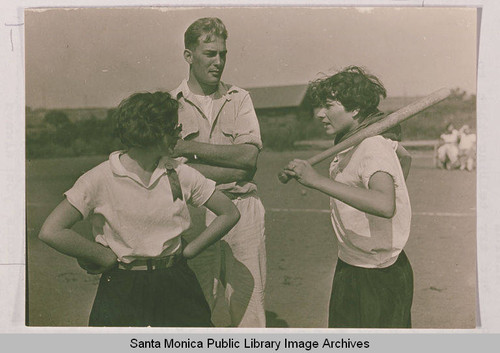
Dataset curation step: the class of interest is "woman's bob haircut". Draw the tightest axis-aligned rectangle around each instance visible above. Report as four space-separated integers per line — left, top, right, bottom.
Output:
114 91 179 149
308 65 387 116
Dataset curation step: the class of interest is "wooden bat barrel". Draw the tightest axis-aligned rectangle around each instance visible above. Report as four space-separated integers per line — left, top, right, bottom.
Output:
278 87 451 184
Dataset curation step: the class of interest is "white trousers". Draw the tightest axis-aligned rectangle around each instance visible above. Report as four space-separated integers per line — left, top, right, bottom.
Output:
188 195 266 327
437 143 459 166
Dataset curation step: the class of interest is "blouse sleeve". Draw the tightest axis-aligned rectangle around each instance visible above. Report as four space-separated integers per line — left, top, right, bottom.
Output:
64 172 98 219
356 136 401 189
178 164 216 207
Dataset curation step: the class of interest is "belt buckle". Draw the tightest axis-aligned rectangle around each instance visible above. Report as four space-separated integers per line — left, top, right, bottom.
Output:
146 255 176 271
118 253 180 271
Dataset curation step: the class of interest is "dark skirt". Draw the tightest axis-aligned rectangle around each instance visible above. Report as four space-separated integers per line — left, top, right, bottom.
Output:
89 258 213 327
328 251 413 328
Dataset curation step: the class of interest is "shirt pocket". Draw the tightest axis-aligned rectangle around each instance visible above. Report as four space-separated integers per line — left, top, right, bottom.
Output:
218 109 235 140
179 103 200 139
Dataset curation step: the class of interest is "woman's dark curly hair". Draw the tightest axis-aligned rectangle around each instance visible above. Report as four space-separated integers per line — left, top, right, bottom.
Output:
308 66 387 116
114 91 179 148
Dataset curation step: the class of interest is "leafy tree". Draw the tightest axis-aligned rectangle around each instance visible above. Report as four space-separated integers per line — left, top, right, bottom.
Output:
44 110 70 128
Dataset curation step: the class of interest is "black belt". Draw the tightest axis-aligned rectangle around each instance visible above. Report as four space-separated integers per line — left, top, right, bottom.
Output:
118 254 183 271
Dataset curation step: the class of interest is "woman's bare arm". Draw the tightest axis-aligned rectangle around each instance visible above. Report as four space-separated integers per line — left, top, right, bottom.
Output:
284 160 396 218
182 191 240 259
38 199 118 273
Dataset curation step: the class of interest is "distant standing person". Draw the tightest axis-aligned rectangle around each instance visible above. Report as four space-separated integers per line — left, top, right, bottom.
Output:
284 66 413 328
38 92 240 327
436 123 459 170
170 17 266 327
458 125 476 171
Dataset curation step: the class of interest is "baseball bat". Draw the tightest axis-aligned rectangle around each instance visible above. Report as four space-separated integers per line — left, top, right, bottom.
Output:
278 87 451 184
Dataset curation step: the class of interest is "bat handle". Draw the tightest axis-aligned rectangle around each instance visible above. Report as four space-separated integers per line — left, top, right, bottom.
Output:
277 170 291 184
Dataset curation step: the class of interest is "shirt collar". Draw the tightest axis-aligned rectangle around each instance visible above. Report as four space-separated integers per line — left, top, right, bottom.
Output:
337 146 355 156
330 146 355 164
157 156 179 171
109 151 180 187
175 79 239 102
109 151 128 177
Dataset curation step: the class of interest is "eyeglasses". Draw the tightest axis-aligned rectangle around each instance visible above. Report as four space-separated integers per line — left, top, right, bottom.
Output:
167 123 183 139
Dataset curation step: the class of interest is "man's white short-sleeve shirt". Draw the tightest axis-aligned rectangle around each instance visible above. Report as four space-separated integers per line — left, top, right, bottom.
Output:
64 151 216 263
329 136 412 268
171 79 262 195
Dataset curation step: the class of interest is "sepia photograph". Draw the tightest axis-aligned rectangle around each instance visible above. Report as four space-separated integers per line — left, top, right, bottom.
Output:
25 6 477 329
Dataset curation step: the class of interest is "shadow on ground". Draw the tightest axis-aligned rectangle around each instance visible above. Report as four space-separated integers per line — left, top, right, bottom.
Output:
266 310 289 328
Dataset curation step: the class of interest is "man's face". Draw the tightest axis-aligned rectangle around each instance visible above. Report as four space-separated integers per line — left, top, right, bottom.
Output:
186 35 227 88
316 99 357 136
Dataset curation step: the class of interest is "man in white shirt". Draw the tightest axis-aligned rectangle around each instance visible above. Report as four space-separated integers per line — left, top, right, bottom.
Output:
170 17 266 327
437 123 459 169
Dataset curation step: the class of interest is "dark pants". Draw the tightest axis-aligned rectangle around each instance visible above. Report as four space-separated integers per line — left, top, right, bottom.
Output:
329 251 413 328
89 259 213 327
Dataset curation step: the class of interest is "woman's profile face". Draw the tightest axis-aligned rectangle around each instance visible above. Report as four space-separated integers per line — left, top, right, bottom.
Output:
160 124 182 154
316 99 357 136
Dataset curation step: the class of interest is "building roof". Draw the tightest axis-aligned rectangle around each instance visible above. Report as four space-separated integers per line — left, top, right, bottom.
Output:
247 84 309 109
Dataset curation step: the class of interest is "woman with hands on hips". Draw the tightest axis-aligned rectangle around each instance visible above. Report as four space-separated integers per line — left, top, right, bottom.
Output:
38 91 240 327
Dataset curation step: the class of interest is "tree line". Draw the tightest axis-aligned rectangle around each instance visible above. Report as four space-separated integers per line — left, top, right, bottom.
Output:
26 108 124 159
26 88 476 158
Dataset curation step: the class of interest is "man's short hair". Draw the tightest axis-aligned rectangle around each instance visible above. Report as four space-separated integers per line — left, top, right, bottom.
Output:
184 17 228 50
308 66 387 116
115 91 179 148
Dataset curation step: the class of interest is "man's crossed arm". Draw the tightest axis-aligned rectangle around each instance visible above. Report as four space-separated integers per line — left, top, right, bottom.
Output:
173 140 259 184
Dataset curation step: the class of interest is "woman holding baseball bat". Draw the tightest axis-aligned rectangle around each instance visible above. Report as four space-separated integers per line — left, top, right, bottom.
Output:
283 66 413 328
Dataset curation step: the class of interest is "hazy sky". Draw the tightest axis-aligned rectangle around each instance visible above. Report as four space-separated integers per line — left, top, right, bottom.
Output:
25 6 477 109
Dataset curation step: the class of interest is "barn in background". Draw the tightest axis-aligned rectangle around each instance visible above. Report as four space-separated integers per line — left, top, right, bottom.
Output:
247 84 314 122
246 84 320 149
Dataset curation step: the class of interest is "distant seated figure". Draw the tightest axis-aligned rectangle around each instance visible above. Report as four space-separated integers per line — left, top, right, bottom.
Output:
436 123 459 170
458 125 476 171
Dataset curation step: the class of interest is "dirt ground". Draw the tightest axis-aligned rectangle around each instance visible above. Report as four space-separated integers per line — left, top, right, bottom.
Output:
26 150 476 328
